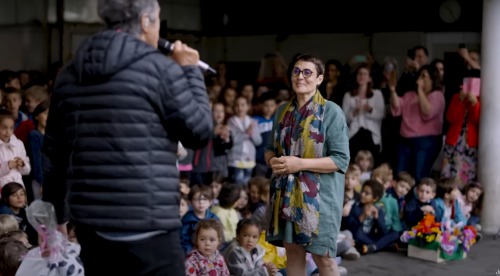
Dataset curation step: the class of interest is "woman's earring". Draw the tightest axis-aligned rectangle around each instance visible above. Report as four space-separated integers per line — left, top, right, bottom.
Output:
145 18 150 27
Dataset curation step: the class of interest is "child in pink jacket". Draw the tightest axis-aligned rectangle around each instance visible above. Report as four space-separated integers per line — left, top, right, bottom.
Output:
0 110 31 190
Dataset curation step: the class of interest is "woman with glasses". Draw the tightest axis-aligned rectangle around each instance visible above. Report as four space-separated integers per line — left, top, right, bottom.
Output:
390 65 445 184
342 63 385 164
264 55 350 276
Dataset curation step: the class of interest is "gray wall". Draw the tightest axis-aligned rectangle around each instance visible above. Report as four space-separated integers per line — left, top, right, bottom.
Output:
0 0 481 72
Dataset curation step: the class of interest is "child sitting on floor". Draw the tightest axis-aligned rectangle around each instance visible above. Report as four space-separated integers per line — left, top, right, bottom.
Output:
372 167 401 233
348 180 400 255
345 164 361 204
180 193 189 218
434 178 467 228
211 184 241 244
182 185 219 254
387 172 415 216
458 182 483 228
404 178 439 229
222 218 280 276
0 229 31 248
0 214 18 235
185 219 230 276
355 150 374 186
0 238 28 276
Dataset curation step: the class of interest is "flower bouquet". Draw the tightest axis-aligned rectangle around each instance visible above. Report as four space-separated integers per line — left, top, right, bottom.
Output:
15 200 85 276
400 214 476 263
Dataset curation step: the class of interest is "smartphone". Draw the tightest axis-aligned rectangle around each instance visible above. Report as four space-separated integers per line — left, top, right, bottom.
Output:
355 55 367 63
407 49 415 60
459 43 466 49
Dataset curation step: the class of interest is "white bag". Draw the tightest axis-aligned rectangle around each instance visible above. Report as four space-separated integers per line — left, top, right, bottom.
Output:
16 242 84 276
15 200 85 276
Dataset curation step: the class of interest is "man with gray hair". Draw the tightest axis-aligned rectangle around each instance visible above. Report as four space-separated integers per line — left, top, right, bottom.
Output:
41 0 213 275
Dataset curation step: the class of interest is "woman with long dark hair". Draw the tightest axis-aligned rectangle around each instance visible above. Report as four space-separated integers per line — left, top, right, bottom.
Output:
390 65 445 183
319 59 346 107
342 64 385 164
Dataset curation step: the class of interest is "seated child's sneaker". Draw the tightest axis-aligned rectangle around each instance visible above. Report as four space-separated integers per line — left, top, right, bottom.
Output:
475 232 482 242
341 247 360 260
475 224 482 231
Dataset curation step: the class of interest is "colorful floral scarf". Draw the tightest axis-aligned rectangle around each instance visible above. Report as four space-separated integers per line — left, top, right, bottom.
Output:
268 91 325 246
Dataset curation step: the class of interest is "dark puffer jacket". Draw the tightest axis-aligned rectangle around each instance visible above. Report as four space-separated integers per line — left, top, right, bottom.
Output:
42 30 213 232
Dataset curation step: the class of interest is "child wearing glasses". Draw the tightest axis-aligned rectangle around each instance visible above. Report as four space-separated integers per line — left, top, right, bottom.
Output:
181 185 220 254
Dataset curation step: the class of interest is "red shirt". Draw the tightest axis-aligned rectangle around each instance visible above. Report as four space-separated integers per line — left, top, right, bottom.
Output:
445 93 480 147
14 113 35 144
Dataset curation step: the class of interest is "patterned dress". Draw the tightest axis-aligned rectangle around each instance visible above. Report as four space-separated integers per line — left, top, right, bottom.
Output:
441 111 478 188
185 249 230 276
265 100 350 257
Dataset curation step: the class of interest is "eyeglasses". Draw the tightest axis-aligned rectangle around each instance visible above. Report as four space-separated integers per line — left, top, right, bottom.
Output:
292 67 314 78
192 197 209 203
361 191 372 196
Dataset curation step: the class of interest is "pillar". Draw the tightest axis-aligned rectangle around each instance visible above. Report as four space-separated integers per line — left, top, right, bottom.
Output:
478 0 500 235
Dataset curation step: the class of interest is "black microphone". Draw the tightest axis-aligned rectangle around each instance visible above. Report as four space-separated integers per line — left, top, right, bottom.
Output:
158 38 216 74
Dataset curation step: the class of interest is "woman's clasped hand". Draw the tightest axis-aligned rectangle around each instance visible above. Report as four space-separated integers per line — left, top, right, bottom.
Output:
270 156 303 175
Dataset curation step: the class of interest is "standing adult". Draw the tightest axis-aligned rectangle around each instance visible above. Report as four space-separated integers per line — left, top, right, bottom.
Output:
41 0 213 275
265 55 350 276
441 90 480 187
319 59 346 107
390 65 445 183
342 64 385 164
397 46 429 95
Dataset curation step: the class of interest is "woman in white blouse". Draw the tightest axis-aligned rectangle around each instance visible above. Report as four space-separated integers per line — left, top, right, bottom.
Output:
342 64 385 163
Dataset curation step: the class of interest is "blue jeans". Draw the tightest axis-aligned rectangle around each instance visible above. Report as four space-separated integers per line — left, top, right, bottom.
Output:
397 136 439 183
231 167 253 185
355 229 399 252
468 215 480 227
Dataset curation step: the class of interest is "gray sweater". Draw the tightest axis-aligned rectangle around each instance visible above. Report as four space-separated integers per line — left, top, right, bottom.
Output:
227 116 262 168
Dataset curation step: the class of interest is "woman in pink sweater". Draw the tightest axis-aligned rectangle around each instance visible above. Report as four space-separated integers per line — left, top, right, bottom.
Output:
390 65 445 183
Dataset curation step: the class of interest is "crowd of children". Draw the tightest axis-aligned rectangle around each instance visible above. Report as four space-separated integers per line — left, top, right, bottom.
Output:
340 153 483 258
0 46 486 276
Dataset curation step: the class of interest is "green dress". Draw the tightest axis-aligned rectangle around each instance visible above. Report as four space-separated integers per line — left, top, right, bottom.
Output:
265 101 350 257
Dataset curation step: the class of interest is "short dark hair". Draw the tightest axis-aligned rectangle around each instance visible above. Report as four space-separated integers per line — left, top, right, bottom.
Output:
193 219 224 248
325 59 343 74
396 172 415 188
0 110 15 125
189 184 214 201
417 65 443 92
418 177 437 192
258 91 277 104
363 180 384 202
236 218 262 235
294 54 325 77
218 184 241 209
180 193 188 203
1 183 24 207
436 178 459 199
413 45 429 57
248 177 270 199
97 0 159 37
0 238 28 276
32 101 50 120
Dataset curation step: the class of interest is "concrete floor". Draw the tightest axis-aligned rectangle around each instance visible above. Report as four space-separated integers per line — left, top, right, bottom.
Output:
339 235 500 276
